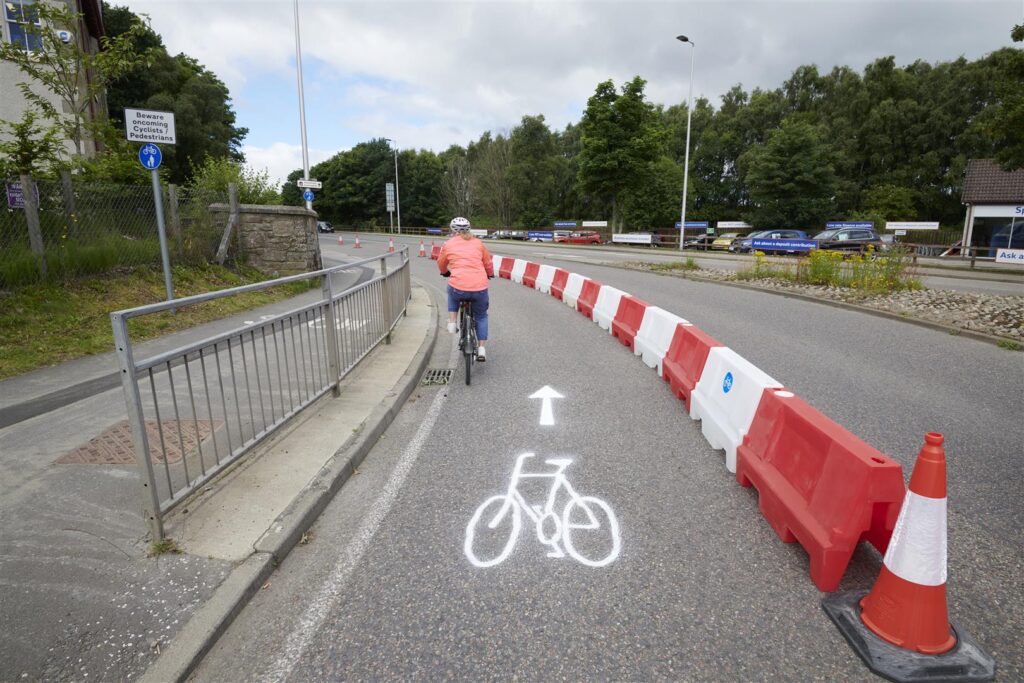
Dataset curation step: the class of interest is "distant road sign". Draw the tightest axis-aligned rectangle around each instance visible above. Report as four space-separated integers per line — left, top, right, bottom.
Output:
386 183 396 212
554 221 577 227
138 143 162 170
297 179 322 189
124 108 176 144
303 189 314 202
676 221 709 229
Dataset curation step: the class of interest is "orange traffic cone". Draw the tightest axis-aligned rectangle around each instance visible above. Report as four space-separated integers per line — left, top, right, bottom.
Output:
388 238 395 253
338 235 344 246
418 240 426 257
354 236 361 249
822 432 994 682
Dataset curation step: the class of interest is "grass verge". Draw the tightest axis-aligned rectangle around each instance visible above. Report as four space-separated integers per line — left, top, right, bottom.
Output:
0 263 317 380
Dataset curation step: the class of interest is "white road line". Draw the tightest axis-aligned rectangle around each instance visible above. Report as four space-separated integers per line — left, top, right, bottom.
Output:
262 386 449 683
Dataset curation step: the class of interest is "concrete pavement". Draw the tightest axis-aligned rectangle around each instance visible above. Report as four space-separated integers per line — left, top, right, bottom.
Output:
0 272 434 682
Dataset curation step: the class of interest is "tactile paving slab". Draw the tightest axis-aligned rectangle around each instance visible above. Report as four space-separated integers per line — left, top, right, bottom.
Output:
58 420 220 465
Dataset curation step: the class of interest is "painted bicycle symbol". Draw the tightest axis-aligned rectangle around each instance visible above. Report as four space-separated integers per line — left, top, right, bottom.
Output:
464 452 621 568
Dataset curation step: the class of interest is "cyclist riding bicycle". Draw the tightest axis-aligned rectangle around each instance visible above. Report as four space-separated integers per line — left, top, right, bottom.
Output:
438 217 494 361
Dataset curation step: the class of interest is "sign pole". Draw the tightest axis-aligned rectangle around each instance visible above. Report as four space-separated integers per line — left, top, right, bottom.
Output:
151 168 173 303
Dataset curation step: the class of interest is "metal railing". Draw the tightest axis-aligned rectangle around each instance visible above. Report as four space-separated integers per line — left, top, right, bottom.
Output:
111 248 411 539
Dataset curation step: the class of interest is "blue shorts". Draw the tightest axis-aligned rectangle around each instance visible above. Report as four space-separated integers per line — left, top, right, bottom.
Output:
447 286 489 341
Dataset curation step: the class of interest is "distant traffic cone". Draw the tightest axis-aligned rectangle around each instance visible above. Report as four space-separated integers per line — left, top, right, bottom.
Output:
338 235 344 246
822 432 995 682
354 236 361 249
388 238 395 253
418 240 426 257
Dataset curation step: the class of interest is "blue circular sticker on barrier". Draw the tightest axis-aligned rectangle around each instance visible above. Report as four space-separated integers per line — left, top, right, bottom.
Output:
722 371 734 394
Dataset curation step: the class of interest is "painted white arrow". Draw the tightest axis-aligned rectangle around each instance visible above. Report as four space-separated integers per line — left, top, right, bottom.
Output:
529 386 564 426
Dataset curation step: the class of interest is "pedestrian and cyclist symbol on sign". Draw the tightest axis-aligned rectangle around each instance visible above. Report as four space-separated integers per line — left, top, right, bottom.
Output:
138 143 162 170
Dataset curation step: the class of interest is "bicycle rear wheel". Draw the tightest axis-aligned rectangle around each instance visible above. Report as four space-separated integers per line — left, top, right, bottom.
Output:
461 309 474 385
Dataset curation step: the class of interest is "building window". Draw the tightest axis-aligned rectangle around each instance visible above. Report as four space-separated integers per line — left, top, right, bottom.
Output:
4 0 43 52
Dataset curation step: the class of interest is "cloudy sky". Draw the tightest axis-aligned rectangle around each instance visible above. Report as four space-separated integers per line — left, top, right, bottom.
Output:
119 0 1021 185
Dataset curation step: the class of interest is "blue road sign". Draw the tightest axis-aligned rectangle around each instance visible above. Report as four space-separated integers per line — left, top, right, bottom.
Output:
303 189 314 202
528 231 555 240
723 371 734 394
426 227 443 235
554 221 577 227
138 143 162 170
752 238 818 252
676 221 710 229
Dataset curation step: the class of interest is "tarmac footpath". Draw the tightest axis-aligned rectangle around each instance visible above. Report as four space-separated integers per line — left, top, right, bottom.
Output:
0 284 436 682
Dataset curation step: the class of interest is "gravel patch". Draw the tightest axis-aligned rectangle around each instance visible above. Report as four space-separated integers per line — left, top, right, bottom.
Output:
631 264 1024 342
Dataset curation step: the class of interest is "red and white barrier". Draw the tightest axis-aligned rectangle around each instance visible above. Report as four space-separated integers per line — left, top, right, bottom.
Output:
498 257 515 279
690 347 783 472
562 273 589 310
611 296 650 351
492 254 502 275
634 308 689 375
535 264 557 294
522 262 541 288
662 324 723 414
510 259 529 284
550 268 571 301
593 286 628 332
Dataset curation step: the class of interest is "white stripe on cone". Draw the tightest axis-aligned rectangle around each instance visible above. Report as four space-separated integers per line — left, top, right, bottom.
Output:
882 491 947 586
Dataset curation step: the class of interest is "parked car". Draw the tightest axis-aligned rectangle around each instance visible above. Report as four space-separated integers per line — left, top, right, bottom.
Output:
558 230 602 245
710 232 740 250
812 227 885 254
730 229 809 254
509 230 529 241
682 235 717 250
316 221 334 233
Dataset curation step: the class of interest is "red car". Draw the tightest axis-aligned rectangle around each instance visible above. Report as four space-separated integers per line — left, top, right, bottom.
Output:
556 230 602 245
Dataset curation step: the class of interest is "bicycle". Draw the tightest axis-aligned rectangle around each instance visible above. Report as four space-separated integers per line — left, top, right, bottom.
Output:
456 298 479 386
464 452 621 568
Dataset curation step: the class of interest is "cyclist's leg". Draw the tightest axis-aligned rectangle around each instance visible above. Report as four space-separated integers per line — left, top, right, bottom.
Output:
469 288 489 347
446 285 460 333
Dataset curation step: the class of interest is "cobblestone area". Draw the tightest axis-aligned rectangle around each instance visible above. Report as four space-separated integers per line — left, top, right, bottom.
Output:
636 264 1024 341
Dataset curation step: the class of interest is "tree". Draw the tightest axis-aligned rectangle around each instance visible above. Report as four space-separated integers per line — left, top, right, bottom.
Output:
740 117 838 229
578 77 662 231
188 155 281 205
983 29 1024 170
508 115 560 227
620 156 684 229
103 3 248 183
439 145 475 217
474 135 516 227
0 111 63 177
0 1 148 161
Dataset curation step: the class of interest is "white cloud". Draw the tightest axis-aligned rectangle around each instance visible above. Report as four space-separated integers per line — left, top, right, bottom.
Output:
242 142 333 188
122 0 1020 157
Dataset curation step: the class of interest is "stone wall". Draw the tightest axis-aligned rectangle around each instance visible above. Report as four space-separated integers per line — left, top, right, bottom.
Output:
212 204 321 273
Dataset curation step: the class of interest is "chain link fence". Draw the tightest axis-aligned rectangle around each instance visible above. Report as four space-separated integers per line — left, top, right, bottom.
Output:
1 174 229 288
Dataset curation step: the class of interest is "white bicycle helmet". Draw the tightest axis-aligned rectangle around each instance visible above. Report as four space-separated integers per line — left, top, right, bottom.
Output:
450 217 472 233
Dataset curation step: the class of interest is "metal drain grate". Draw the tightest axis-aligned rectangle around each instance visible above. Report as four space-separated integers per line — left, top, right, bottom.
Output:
421 368 453 386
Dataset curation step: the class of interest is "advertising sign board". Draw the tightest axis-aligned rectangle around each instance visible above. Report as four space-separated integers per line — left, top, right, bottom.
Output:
612 233 653 245
752 239 818 252
995 248 1024 266
886 221 940 230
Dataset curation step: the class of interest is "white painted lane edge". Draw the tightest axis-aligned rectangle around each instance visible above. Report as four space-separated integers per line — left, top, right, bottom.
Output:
261 386 449 683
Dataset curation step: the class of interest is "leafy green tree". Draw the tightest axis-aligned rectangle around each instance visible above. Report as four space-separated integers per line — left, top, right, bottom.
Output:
103 3 248 183
740 117 838 229
620 156 684 229
982 29 1024 170
578 77 662 231
188 155 281 204
0 1 148 160
508 115 562 227
862 184 916 221
0 111 63 177
474 134 516 227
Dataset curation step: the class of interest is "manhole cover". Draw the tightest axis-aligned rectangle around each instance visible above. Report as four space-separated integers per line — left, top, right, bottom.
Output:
57 420 220 465
421 368 453 386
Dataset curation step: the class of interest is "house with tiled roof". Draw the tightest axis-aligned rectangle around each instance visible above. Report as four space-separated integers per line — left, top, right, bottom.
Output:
961 159 1024 257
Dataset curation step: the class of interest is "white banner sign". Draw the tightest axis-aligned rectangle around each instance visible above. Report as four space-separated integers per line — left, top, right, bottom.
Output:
297 179 322 189
581 220 608 228
717 221 752 229
972 205 1024 219
886 221 940 230
612 233 653 245
470 229 488 237
995 248 1024 266
124 108 176 144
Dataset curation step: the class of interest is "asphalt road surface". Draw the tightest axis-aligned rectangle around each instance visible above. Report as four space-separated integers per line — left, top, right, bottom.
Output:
192 236 1023 682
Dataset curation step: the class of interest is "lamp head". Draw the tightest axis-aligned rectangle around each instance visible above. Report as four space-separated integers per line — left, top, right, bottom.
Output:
676 35 689 43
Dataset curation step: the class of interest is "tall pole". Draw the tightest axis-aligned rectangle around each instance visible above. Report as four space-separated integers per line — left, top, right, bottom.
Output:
677 35 695 251
294 0 311 211
393 147 402 235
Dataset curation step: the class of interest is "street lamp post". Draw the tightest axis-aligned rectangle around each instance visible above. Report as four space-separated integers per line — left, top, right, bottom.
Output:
676 35 695 251
385 138 402 235
294 0 311 211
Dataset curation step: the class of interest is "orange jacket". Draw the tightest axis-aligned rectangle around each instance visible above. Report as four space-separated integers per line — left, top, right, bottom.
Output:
438 236 493 291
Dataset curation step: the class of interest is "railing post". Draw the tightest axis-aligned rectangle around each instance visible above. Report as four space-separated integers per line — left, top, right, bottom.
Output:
321 272 342 396
111 312 165 541
20 173 46 280
970 247 977 269
380 256 393 344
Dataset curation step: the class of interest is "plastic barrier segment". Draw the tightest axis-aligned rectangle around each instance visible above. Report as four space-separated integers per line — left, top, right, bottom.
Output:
576 278 603 319
564 273 590 311
593 286 628 331
662 324 724 414
498 257 515 279
430 244 441 260
535 264 557 294
736 389 906 592
611 296 650 351
690 346 782 472
492 254 502 276
510 259 529 284
522 261 542 288
550 269 570 301
634 307 689 375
